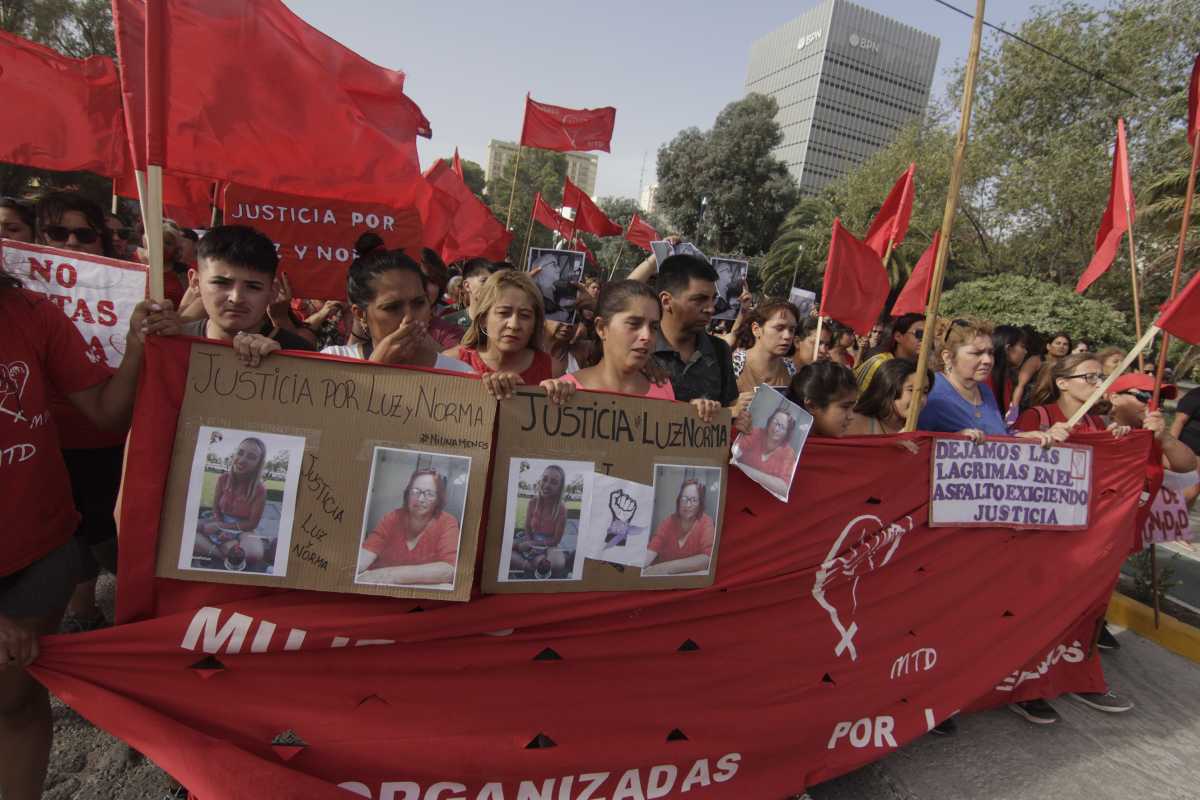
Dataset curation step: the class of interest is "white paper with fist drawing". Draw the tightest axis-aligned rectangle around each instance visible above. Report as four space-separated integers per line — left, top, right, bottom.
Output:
578 475 656 567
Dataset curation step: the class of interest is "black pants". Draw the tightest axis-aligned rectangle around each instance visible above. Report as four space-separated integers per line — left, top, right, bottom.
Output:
62 445 124 579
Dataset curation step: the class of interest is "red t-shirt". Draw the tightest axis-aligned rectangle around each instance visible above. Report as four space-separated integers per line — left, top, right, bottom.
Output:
1014 404 1104 433
524 499 567 547
648 513 715 564
735 427 797 482
455 346 554 385
1 289 113 575
362 509 461 569
214 472 267 531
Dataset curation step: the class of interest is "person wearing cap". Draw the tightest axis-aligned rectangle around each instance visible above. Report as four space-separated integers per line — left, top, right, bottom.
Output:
1105 373 1196 472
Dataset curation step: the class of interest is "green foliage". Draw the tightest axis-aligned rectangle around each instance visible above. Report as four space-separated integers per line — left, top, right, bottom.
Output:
656 94 798 256
486 148 568 265
1127 550 1180 609
940 274 1131 346
575 197 668 280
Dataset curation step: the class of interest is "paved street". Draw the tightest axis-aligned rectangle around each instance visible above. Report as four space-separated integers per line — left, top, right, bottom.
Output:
809 625 1200 800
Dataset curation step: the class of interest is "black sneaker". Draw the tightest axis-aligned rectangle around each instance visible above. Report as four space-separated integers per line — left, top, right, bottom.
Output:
1097 624 1120 651
930 716 958 736
1009 699 1059 725
1068 691 1133 713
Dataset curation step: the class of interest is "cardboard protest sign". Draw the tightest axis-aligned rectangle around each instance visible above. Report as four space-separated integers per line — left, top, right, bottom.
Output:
1140 470 1197 548
155 344 494 601
731 385 813 502
0 240 147 366
711 257 749 321
527 247 585 323
222 183 423 301
482 387 730 592
929 438 1093 529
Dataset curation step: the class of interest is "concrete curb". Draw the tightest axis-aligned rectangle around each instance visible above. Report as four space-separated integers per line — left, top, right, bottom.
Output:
1108 592 1200 664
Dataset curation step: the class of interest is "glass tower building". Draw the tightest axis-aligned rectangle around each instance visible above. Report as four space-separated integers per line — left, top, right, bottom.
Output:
745 0 939 194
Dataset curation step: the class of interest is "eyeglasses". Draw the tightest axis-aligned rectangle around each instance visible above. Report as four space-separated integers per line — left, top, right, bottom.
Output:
43 225 99 245
1064 372 1102 385
679 495 700 505
410 488 438 501
1118 390 1152 403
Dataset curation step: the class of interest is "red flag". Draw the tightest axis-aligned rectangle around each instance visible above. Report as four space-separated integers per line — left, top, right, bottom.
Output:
576 238 598 267
421 160 510 264
820 219 890 336
1157 271 1200 345
1188 53 1200 148
624 213 659 252
562 177 622 237
452 148 464 180
532 192 573 239
0 29 129 178
123 0 429 206
890 232 939 317
520 95 616 153
1076 119 1134 294
863 163 915 258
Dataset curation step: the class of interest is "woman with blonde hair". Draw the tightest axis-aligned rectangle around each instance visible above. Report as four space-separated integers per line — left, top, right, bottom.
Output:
447 270 574 402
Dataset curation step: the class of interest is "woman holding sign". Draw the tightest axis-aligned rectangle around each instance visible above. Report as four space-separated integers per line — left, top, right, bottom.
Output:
1016 354 1126 436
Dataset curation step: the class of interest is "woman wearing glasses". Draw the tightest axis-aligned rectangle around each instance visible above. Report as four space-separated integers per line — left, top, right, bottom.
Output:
356 468 459 587
854 313 924 393
1015 353 1127 436
35 190 113 258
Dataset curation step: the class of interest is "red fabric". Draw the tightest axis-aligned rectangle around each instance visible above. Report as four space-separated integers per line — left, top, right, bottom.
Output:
577 237 598 267
454 346 554 385
117 0 428 206
520 95 616 153
451 148 464 180
532 192 573 239
421 161 511 264
112 171 215 229
362 509 460 568
1157 270 1200 345
890 231 938 317
735 427 796 481
1013 404 1104 433
648 513 716 562
1076 119 1134 294
31 336 1153 798
1188 53 1199 148
214 472 268 530
820 219 890 336
563 177 622 237
864 163 915 258
0 290 113 576
0 29 129 178
524 500 567 547
625 213 659 252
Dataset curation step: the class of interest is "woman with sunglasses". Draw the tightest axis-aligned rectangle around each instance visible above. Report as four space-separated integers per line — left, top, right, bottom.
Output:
35 190 113 258
1014 353 1127 437
854 313 924 393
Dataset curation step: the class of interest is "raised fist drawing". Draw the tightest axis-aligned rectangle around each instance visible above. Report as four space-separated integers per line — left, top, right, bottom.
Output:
605 489 639 546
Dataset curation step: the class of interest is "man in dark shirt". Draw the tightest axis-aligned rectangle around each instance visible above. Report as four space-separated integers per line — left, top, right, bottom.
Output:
651 255 738 406
180 225 316 354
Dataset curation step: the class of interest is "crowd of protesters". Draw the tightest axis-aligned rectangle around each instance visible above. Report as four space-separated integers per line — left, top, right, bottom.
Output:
1 188 1197 797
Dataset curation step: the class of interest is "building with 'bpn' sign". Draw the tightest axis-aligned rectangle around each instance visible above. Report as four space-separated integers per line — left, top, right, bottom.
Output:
745 0 939 195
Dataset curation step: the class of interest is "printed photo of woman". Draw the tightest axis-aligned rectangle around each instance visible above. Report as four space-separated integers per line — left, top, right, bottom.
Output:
644 466 721 577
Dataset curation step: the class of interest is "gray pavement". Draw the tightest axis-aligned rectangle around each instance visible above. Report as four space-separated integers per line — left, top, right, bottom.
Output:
809 625 1200 800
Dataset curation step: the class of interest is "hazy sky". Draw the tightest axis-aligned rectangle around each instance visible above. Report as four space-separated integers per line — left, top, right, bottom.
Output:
284 0 1100 200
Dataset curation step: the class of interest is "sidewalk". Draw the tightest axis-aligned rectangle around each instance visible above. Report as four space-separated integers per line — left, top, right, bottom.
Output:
810 625 1200 800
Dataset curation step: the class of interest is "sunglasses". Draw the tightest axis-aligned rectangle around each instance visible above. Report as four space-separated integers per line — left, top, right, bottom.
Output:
43 225 100 245
1118 389 1152 403
115 227 137 242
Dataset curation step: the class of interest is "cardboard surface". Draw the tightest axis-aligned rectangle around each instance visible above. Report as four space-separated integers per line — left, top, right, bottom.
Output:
482 387 730 592
155 345 494 601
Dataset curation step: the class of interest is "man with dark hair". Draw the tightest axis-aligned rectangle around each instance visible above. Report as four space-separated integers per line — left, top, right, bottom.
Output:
652 254 738 406
181 225 314 354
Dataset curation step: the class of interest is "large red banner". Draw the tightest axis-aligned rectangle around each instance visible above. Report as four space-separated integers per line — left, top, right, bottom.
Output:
31 337 1149 799
222 183 423 300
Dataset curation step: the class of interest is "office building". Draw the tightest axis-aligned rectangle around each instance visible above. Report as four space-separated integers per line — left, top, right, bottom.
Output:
639 183 658 216
485 140 599 197
745 0 939 194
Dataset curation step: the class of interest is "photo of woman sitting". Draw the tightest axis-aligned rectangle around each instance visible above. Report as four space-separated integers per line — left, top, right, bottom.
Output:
733 407 799 498
357 468 461 588
193 437 271 572
509 464 572 579
644 477 716 576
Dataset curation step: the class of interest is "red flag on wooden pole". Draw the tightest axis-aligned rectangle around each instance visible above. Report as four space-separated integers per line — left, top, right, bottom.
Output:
624 213 659 252
1188 53 1199 147
820 219 890 336
1157 271 1200 345
421 161 510 264
520 95 616 153
1076 119 1134 294
452 148 464 180
864 163 915 258
562 177 622 237
890 232 939 317
532 192 573 239
0 29 129 178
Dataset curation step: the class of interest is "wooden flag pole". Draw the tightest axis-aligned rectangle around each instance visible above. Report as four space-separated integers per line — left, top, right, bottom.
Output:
111 192 119 215
134 169 148 225
209 181 220 228
814 314 826 356
520 199 537 271
903 0 987 432
1150 131 1200 408
1124 204 1145 372
504 145 525 230
608 236 628 281
145 164 166 301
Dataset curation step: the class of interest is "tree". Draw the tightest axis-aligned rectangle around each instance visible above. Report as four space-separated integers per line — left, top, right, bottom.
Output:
486 148 568 265
575 197 668 280
940 274 1131 347
439 156 487 200
656 94 799 256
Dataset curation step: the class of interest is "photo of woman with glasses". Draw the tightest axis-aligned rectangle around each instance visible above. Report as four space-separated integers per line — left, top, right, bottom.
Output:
644 465 721 577
355 448 470 590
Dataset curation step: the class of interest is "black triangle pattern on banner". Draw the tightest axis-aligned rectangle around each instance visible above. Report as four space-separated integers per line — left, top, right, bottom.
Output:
915 565 927 573
407 605 425 613
525 733 557 749
533 647 563 661
866 497 882 505
677 639 701 652
741 506 757 517
1002 610 1015 618
822 673 835 684
666 728 689 742
271 729 306 746
188 655 225 672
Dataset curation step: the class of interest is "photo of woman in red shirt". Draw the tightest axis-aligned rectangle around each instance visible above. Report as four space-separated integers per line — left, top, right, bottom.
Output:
733 406 801 499
193 436 270 571
357 464 463 589
644 472 718 576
